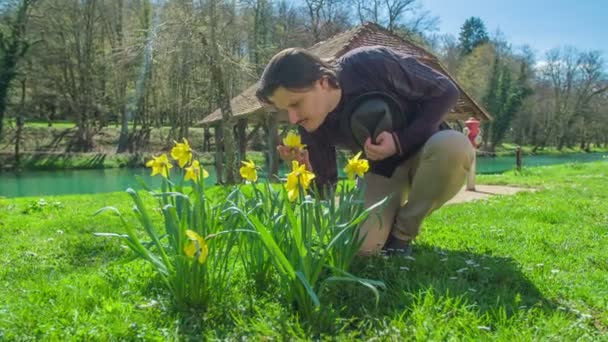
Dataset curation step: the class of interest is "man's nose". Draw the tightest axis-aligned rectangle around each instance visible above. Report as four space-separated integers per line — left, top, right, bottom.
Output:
287 109 299 125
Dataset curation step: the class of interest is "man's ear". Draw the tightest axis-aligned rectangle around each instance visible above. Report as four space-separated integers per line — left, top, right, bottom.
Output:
319 77 329 89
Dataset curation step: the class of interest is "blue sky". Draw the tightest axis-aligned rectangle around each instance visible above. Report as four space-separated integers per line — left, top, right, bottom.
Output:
421 0 607 58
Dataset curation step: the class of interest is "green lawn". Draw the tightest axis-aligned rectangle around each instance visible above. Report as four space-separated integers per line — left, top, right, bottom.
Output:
1 162 607 340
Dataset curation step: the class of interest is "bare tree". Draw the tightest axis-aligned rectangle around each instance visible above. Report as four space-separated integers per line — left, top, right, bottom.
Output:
354 0 437 35
201 0 239 183
540 47 608 150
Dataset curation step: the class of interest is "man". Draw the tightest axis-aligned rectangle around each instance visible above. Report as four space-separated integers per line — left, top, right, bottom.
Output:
255 45 475 256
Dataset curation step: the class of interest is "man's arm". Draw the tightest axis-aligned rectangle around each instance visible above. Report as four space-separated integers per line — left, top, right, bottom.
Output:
381 49 460 159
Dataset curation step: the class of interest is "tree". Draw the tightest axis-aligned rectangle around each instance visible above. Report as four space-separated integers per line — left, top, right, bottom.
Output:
201 0 239 184
456 43 496 101
539 47 608 150
354 0 437 37
0 0 36 140
458 16 489 56
482 53 532 151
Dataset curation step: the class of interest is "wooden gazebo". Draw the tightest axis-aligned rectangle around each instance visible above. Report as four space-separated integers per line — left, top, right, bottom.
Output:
198 22 491 179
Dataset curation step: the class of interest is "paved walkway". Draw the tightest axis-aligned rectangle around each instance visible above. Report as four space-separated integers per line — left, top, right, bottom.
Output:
446 185 535 205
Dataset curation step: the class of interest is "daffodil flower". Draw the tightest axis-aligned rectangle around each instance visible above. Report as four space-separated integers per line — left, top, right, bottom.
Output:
171 138 193 168
240 159 258 182
344 151 370 180
145 154 173 178
183 229 209 264
285 160 315 202
282 131 306 150
184 160 208 182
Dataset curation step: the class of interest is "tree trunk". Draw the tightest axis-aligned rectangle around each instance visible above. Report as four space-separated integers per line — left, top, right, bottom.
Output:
201 0 239 183
14 78 27 169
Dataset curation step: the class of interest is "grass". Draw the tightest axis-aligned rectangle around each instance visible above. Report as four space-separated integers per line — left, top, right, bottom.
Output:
1 162 607 340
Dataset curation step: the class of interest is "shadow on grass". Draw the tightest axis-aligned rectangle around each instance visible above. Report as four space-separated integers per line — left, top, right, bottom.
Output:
324 243 555 327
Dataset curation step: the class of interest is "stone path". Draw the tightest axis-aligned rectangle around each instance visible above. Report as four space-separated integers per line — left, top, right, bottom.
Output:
446 184 535 205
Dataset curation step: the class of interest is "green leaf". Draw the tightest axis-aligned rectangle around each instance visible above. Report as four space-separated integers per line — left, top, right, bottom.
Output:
324 266 385 305
134 175 153 192
247 212 296 280
295 271 320 308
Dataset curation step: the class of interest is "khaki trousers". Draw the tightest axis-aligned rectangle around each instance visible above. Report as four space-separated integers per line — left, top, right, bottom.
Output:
357 130 475 255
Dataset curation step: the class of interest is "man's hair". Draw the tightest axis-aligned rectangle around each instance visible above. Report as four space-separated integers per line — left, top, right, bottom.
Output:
255 48 339 105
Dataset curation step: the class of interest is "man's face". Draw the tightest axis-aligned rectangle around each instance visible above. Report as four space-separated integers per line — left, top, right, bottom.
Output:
268 78 334 132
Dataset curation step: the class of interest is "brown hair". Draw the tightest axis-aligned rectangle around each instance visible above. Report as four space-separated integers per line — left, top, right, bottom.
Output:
255 48 339 105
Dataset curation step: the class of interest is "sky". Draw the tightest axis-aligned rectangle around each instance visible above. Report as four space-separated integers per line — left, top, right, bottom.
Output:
421 0 607 58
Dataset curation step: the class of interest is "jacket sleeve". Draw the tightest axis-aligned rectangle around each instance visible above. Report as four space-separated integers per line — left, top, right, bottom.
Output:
381 50 460 159
298 126 337 196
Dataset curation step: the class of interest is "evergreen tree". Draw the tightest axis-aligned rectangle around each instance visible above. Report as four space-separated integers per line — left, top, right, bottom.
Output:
458 16 489 55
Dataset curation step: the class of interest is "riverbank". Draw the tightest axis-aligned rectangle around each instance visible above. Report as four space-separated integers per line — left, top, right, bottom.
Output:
2 123 607 171
0 151 266 171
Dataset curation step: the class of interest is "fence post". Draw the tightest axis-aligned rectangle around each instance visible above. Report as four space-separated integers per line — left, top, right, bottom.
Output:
516 146 522 171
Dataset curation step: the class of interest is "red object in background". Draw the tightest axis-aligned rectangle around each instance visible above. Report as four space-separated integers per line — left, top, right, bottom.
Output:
464 117 481 147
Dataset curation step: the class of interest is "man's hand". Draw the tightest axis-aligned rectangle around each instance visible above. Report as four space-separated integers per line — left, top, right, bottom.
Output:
364 131 397 161
277 145 313 171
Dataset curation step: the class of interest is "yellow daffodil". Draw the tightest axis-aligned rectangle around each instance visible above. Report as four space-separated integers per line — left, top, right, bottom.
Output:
183 229 209 264
344 151 369 180
184 160 208 182
240 159 258 182
145 154 173 178
171 138 193 168
282 131 306 150
285 160 315 202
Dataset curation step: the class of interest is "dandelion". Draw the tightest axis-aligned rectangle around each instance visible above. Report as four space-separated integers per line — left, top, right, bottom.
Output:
283 131 306 150
146 154 173 178
344 151 369 180
171 138 193 168
239 159 258 182
184 229 209 264
285 160 315 202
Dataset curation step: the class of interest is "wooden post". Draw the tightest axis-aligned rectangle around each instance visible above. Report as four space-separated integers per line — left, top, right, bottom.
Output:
516 146 522 171
466 152 476 191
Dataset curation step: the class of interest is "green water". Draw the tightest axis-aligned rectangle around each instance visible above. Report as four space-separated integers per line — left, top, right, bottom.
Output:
1 153 607 198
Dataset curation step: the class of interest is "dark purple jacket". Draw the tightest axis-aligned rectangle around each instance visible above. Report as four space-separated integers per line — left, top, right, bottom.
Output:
299 45 460 189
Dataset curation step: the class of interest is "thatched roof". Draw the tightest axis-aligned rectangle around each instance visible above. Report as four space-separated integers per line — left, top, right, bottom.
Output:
199 22 491 126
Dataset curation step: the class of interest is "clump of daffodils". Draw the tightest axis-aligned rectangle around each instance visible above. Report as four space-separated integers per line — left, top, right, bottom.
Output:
145 139 209 183
102 138 240 312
